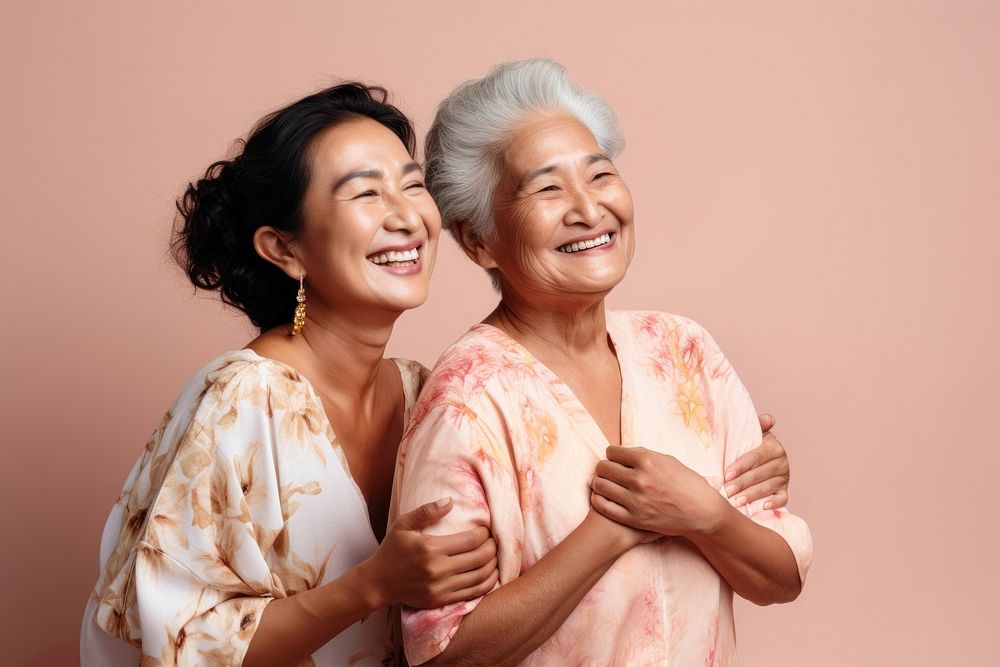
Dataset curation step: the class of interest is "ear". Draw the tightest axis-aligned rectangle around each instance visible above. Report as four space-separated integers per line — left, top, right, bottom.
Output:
253 226 303 279
451 220 499 271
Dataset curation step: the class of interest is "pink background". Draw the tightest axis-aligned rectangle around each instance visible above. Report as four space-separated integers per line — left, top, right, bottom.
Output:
2 1 997 664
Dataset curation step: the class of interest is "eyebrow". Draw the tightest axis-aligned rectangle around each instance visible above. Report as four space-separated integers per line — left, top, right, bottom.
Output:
332 161 423 192
519 153 612 189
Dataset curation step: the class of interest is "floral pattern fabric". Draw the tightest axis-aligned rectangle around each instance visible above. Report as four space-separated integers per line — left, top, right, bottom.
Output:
394 311 813 666
81 349 426 667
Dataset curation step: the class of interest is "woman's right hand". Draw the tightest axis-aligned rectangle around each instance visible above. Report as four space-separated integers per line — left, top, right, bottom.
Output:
364 498 499 609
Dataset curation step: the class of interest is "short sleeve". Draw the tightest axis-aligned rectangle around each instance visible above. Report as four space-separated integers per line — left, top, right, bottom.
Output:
696 321 814 586
394 394 523 666
90 367 285 666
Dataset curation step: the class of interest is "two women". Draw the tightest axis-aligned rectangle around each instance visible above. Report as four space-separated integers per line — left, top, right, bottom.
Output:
83 68 801 666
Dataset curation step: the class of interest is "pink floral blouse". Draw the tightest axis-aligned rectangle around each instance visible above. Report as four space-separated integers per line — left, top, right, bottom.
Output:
393 311 812 666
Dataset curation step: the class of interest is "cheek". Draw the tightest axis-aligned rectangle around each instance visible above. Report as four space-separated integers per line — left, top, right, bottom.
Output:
510 225 550 269
609 188 635 225
513 202 561 247
300 225 368 284
412 196 442 234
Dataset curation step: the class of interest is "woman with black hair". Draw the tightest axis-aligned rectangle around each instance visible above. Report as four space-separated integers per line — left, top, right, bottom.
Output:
81 84 498 667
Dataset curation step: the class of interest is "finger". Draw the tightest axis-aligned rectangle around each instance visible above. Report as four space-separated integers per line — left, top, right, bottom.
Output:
724 457 785 497
760 430 786 458
733 477 789 507
444 537 497 574
444 555 498 592
758 413 776 433
590 491 634 525
605 445 642 467
591 476 637 510
397 497 453 530
727 428 786 484
442 567 500 605
763 489 789 510
724 449 758 484
431 525 491 556
594 459 634 487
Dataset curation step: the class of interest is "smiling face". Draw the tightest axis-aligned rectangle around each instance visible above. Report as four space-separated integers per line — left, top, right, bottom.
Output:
292 116 441 315
481 111 635 301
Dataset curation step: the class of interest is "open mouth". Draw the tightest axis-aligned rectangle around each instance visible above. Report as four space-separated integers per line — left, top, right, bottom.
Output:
556 232 613 254
368 245 421 267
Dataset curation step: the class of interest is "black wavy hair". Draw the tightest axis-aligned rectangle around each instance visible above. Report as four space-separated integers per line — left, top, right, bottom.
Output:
172 83 416 331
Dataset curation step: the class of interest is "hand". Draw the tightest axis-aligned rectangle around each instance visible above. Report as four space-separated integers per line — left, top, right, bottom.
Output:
590 446 728 537
365 498 499 609
723 414 791 510
583 506 659 550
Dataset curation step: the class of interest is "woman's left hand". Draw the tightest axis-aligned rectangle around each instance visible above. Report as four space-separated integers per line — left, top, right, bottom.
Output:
590 446 729 537
723 414 791 510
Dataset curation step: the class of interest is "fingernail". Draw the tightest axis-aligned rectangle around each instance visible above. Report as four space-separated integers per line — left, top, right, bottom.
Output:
724 468 735 481
435 497 451 508
736 496 747 507
763 500 772 509
725 483 738 496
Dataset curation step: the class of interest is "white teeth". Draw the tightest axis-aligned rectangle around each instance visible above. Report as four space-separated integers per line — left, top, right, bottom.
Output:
369 246 420 265
558 233 612 254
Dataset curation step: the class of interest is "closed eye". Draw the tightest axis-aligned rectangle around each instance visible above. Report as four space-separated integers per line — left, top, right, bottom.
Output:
593 172 613 181
535 185 559 194
405 181 426 190
354 190 378 199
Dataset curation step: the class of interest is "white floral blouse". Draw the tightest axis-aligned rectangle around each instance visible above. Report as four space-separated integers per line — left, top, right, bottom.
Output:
81 349 426 666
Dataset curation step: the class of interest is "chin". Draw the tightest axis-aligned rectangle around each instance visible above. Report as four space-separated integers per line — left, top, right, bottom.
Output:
577 267 628 293
381 287 430 312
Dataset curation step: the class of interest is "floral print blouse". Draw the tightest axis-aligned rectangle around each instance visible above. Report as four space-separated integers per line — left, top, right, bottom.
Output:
394 311 813 666
81 349 426 666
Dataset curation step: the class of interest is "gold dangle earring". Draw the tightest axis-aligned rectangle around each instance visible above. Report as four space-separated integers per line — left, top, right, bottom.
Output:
290 274 307 336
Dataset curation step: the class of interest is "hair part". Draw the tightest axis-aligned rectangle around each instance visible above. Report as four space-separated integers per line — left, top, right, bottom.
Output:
423 58 624 290
172 83 415 331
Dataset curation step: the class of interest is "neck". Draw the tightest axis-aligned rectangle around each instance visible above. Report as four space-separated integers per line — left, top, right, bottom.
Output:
486 288 609 358
295 304 398 410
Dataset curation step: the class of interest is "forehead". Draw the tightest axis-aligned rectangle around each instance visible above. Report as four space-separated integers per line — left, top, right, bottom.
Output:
308 116 410 177
501 111 602 175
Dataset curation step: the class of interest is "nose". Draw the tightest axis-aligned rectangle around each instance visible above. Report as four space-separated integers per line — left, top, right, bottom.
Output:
564 183 603 228
383 191 422 233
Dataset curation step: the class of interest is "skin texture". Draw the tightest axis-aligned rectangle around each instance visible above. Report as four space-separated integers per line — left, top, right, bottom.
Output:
430 111 799 665
241 118 498 667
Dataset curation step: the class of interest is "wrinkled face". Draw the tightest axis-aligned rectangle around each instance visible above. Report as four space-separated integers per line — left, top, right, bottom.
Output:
486 111 635 300
295 117 441 314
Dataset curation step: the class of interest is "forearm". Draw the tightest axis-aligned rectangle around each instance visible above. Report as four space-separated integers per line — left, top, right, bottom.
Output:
426 513 631 667
687 503 801 606
244 559 382 667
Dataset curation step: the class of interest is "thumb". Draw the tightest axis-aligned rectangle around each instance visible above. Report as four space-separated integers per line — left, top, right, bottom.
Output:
399 497 453 530
758 413 776 433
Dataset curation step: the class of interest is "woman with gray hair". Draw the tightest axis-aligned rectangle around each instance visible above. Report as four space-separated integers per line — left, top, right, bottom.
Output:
393 58 812 665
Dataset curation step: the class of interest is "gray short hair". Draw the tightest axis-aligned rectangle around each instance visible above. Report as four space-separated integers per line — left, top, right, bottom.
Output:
424 58 624 289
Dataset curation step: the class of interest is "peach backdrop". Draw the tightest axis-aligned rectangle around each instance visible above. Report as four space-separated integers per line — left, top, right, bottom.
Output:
2 1 997 664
